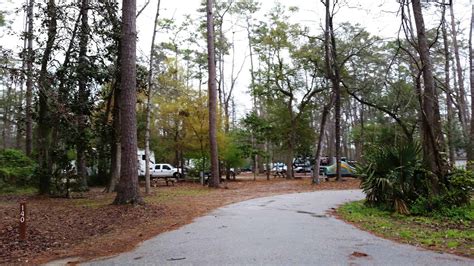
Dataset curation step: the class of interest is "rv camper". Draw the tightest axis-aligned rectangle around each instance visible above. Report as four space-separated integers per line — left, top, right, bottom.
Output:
137 149 155 177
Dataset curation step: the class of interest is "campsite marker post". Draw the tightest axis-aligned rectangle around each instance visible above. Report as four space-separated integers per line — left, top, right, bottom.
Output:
19 202 26 241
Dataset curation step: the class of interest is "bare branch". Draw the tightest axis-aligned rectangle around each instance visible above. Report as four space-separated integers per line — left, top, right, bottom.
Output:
136 0 150 18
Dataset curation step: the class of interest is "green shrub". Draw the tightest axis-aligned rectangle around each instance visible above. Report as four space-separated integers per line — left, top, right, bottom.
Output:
410 196 473 221
0 149 36 187
359 142 473 216
445 169 474 206
358 142 429 214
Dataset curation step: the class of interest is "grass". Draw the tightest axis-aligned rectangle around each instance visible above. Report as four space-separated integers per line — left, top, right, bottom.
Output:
0 185 38 196
338 200 474 258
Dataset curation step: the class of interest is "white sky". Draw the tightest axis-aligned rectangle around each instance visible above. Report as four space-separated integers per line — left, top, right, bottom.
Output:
1 0 472 116
135 0 471 116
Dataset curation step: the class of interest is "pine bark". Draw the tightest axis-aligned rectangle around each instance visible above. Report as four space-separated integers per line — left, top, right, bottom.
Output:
207 0 220 188
113 0 143 204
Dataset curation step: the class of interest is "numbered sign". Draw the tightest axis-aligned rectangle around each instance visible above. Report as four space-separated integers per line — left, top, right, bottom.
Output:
19 202 26 240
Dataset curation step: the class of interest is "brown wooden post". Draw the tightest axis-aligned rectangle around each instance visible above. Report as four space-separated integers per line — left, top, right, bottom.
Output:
19 202 26 241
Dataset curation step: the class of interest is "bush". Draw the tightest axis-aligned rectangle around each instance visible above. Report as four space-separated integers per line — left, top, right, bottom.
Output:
0 149 36 187
411 170 474 213
410 196 473 221
445 169 474 206
359 142 473 216
358 142 429 214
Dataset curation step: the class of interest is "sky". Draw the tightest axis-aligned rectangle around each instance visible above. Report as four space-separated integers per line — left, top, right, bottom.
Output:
1 0 472 117
133 0 471 116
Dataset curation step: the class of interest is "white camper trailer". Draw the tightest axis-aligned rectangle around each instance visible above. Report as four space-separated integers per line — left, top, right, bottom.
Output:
137 149 155 177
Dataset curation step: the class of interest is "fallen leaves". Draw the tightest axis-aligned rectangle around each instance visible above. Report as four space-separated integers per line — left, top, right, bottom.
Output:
1 176 360 264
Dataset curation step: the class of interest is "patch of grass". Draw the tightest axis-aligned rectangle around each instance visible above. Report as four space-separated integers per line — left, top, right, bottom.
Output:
399 230 412 239
0 186 38 195
338 201 474 257
447 241 459 248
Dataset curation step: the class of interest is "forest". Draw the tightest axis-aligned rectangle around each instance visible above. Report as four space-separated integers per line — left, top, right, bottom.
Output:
0 0 472 210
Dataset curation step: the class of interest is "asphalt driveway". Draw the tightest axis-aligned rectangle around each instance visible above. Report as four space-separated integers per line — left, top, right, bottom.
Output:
88 190 472 265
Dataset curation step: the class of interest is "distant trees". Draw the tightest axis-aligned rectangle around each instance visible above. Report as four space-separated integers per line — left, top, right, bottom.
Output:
0 0 471 198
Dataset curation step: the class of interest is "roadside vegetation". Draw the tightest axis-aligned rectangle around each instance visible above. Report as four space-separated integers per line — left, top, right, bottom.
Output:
338 142 473 257
338 200 473 257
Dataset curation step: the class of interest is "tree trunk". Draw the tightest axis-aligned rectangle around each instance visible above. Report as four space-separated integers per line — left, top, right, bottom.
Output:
286 100 295 179
145 0 161 194
356 102 364 162
313 93 334 184
25 0 34 157
443 6 455 165
113 0 143 204
324 0 342 181
16 57 25 149
246 19 256 112
468 4 474 170
411 0 447 192
206 0 220 188
107 92 121 193
76 0 90 191
2 81 12 149
37 0 57 195
449 3 470 138
98 88 114 186
108 136 121 192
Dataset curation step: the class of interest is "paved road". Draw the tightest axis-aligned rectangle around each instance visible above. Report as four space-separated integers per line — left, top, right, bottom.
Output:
88 190 472 265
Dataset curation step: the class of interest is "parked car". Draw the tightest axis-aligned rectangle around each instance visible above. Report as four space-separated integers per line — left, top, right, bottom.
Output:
271 162 287 172
150 163 183 180
322 161 356 177
294 166 312 173
270 162 287 177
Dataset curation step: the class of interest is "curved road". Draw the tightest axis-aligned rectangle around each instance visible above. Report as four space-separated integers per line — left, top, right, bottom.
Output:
89 190 472 265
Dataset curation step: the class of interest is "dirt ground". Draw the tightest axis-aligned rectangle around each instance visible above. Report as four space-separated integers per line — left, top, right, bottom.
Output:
0 174 360 264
